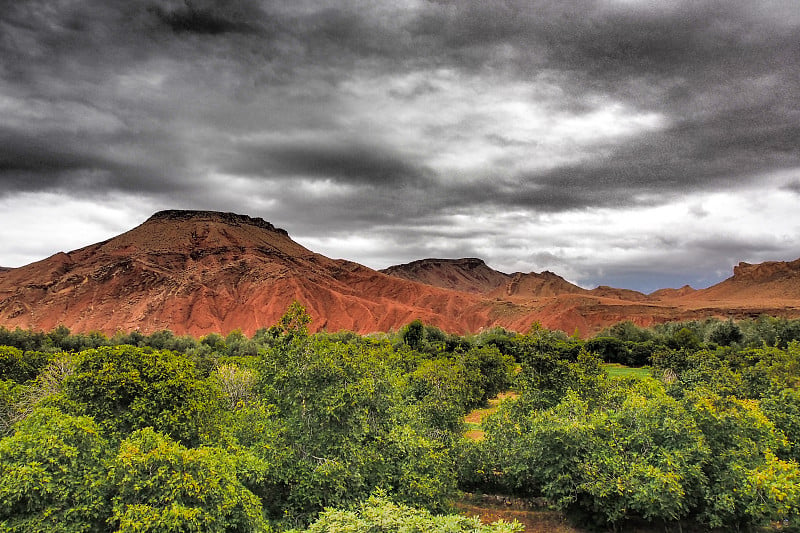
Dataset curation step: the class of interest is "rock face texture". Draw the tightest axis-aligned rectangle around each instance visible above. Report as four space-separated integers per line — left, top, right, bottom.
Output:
1 210 800 337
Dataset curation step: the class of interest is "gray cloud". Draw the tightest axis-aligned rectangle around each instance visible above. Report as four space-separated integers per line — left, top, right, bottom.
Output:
149 1 266 36
226 141 431 186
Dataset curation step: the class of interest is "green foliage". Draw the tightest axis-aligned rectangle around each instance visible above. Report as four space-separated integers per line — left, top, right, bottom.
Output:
707 319 743 346
401 319 425 350
474 327 523 358
109 428 267 533
481 381 709 526
514 349 606 410
460 346 516 403
671 327 702 351
246 309 459 523
214 363 258 410
473 326 800 530
63 345 222 445
406 357 478 436
304 494 522 533
0 407 111 532
584 336 630 364
685 389 800 529
259 335 399 453
0 346 52 383
269 301 311 341
761 387 800 462
0 379 18 435
366 425 455 510
2 315 799 531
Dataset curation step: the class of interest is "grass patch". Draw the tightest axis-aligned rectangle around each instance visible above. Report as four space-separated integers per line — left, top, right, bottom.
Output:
603 363 650 379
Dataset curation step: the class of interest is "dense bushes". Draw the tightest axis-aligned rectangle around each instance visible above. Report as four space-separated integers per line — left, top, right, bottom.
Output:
304 494 521 532
0 306 522 531
1 312 799 531
467 333 800 531
0 408 111 532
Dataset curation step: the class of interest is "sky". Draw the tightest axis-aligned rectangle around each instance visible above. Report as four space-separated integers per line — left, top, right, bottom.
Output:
1 0 799 293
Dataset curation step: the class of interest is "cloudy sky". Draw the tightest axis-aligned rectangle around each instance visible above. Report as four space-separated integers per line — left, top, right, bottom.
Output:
2 0 799 292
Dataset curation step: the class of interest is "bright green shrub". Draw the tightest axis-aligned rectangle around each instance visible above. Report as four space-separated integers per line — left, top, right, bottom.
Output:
304 494 521 533
0 407 111 532
109 428 267 533
63 345 222 445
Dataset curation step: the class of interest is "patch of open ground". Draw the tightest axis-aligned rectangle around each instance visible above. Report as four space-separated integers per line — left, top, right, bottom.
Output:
464 391 519 441
455 497 582 533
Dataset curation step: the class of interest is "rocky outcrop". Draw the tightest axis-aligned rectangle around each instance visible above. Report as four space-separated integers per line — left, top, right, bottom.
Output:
685 258 800 302
649 285 696 300
146 210 290 236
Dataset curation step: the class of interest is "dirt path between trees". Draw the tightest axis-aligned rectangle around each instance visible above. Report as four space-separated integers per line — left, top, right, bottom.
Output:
464 391 519 440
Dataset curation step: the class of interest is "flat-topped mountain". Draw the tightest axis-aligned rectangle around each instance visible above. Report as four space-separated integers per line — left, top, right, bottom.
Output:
0 210 493 336
1 210 800 336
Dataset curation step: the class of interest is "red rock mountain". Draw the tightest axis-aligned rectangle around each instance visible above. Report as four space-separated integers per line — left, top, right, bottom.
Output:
381 258 509 294
381 253 800 333
0 211 498 336
1 210 800 337
380 258 588 299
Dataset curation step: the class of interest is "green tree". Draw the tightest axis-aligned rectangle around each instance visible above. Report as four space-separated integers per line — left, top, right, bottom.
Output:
109 428 266 533
761 387 800 462
63 345 222 445
269 301 311 341
460 346 516 404
0 346 51 383
481 379 710 528
707 319 743 347
0 408 111 532
686 389 800 529
402 319 425 351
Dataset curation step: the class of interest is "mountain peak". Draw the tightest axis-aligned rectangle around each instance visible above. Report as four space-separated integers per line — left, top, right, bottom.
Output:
146 210 288 236
381 257 508 294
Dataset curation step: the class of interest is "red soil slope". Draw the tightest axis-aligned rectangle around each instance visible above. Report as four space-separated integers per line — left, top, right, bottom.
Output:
2 210 800 337
0 211 497 336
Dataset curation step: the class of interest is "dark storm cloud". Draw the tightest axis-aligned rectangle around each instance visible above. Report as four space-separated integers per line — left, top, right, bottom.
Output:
4 0 798 199
149 1 263 35
0 124 194 198
782 181 800 195
686 236 786 256
227 142 430 186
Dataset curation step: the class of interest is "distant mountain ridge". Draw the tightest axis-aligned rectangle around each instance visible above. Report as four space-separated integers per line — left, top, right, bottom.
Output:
382 258 650 300
380 258 591 299
380 258 511 294
1 209 800 336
